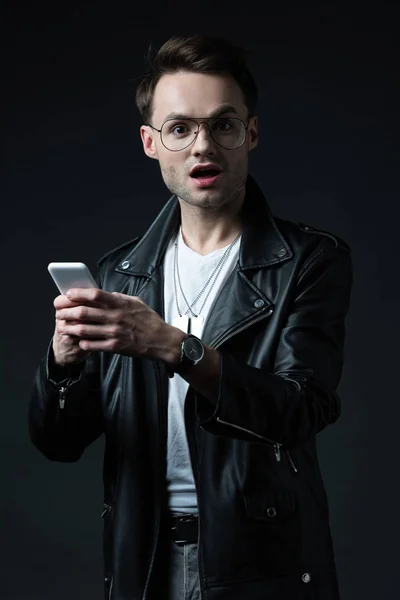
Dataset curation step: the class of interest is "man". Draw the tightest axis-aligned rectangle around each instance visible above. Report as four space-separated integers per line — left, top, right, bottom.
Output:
29 34 353 600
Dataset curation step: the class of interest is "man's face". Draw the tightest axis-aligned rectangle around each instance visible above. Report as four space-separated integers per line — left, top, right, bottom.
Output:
140 72 258 210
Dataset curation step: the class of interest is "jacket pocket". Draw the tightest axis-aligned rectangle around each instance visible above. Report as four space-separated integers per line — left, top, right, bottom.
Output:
244 488 296 521
243 488 302 576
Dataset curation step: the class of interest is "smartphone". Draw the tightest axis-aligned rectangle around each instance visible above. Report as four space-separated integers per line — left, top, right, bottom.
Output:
47 262 98 295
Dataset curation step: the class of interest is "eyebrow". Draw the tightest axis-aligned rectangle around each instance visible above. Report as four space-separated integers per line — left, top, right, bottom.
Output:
163 105 239 121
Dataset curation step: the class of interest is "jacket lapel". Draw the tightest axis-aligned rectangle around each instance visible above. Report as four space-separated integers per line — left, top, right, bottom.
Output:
200 176 293 347
199 267 274 348
113 196 180 318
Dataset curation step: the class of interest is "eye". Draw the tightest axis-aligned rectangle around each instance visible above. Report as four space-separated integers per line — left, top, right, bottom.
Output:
172 124 189 135
164 121 191 136
212 118 234 131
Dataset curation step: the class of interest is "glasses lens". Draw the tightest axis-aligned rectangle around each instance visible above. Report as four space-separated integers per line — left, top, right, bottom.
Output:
209 117 246 149
161 118 246 151
161 119 197 151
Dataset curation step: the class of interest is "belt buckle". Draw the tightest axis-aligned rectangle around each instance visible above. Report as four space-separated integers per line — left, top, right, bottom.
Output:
172 514 197 544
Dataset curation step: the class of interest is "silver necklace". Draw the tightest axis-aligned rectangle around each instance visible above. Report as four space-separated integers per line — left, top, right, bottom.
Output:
172 229 241 335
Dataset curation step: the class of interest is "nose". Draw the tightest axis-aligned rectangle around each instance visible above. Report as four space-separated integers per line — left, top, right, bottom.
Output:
190 122 216 156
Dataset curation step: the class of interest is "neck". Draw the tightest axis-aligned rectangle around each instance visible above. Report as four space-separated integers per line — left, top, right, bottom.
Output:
178 194 244 256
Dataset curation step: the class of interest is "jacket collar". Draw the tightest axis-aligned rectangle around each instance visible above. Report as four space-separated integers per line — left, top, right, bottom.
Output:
115 174 292 277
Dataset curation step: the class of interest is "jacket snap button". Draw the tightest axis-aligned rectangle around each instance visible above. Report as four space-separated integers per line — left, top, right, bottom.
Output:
121 261 130 270
254 299 265 308
277 249 287 257
302 572 311 583
265 507 276 518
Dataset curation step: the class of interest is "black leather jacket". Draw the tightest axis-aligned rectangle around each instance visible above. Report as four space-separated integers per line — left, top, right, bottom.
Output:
29 175 353 600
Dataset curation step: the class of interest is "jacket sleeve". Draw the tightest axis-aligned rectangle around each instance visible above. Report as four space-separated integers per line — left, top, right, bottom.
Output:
195 243 353 447
28 343 103 462
28 261 107 462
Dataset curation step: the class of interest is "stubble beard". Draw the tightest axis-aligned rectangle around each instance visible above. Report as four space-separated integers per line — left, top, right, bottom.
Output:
160 164 248 211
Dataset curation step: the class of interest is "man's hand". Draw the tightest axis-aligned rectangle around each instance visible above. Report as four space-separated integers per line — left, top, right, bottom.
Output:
52 292 102 367
53 287 184 367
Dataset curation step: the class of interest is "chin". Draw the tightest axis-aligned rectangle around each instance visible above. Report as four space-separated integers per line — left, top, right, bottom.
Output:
184 191 225 208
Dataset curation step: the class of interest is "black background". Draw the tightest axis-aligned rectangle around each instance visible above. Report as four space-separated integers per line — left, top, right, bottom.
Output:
2 4 399 599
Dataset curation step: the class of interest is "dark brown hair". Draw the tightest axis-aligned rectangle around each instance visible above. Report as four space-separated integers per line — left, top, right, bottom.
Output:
135 34 258 124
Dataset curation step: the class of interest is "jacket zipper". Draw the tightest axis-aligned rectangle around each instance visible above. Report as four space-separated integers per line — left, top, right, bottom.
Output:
101 504 113 598
212 308 274 350
101 503 112 518
56 377 76 409
142 362 165 600
58 385 68 409
108 576 113 600
300 224 339 247
273 443 281 462
274 373 302 391
184 394 206 600
214 417 282 462
286 449 299 474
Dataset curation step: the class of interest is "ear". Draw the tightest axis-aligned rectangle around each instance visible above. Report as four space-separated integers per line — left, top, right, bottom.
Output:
248 116 258 151
140 125 159 160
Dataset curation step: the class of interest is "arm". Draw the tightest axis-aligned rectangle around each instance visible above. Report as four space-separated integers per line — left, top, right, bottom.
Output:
184 243 353 447
28 342 102 462
28 259 107 462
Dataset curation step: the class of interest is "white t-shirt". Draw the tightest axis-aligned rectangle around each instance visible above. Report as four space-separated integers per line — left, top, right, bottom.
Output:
163 227 241 514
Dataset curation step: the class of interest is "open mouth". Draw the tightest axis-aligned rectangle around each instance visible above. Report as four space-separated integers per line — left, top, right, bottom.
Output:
191 168 222 179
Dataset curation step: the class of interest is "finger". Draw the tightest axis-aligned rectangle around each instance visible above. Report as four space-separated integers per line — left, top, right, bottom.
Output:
56 305 107 323
78 339 117 352
59 323 114 339
66 288 122 308
56 318 81 335
111 292 145 308
54 293 108 310
54 295 79 309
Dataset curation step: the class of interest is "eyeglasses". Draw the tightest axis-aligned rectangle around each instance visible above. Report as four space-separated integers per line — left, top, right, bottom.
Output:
146 116 250 152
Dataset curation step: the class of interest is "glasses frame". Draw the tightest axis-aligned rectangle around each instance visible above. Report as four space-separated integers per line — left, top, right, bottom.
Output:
146 116 251 152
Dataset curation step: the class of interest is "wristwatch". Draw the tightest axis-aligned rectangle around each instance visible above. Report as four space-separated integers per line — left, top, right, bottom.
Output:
173 334 205 375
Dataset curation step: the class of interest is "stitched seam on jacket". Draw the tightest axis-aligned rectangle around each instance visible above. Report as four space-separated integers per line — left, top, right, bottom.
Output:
297 248 325 281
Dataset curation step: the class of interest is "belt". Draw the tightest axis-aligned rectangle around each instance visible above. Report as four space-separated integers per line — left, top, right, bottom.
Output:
169 513 199 544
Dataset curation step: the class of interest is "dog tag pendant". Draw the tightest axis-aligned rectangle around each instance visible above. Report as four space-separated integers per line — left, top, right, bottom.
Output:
172 314 204 337
172 315 190 333
187 314 204 338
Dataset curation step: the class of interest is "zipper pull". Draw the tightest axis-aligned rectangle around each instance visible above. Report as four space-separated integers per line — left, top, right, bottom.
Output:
273 443 281 462
58 386 67 409
286 449 298 473
101 503 112 518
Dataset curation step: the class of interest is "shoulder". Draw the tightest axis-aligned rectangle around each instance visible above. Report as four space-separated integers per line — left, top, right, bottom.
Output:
275 216 351 256
273 217 353 292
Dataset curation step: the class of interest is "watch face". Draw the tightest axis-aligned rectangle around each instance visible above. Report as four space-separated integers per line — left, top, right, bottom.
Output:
184 336 204 362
